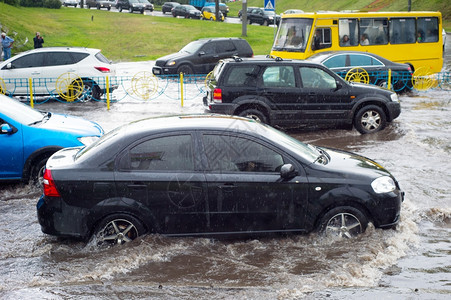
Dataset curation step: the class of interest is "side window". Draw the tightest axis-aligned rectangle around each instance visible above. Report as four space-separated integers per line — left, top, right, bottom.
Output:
224 65 259 86
389 18 416 44
45 52 74 67
201 42 215 55
349 54 382 67
417 17 439 43
203 134 285 173
9 53 45 69
312 28 331 50
299 67 336 89
125 135 194 171
262 66 295 87
323 55 348 68
359 18 388 45
216 41 237 53
339 19 359 46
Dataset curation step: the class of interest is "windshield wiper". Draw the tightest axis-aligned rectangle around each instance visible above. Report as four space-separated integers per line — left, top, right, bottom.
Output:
313 146 330 164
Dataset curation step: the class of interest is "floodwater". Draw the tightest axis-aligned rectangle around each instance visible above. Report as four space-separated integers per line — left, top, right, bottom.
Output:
1 38 450 299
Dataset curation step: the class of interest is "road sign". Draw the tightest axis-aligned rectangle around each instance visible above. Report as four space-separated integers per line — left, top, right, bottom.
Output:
264 0 275 11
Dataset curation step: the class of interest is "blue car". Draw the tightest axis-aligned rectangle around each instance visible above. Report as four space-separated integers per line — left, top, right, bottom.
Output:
0 95 104 185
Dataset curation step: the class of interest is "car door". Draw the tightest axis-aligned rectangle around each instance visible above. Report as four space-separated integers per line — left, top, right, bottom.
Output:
348 53 385 85
0 52 46 95
0 115 23 179
114 133 209 235
298 66 351 122
40 52 79 95
201 132 309 234
195 41 217 73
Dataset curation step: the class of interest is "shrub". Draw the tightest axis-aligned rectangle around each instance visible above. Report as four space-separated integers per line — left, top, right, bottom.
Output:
4 0 20 6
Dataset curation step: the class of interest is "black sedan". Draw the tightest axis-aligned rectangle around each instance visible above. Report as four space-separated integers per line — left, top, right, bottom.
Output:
161 1 179 14
37 115 403 245
172 4 201 19
307 51 413 93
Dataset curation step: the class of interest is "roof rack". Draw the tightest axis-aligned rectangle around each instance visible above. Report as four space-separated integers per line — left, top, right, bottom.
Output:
232 56 243 62
266 55 283 61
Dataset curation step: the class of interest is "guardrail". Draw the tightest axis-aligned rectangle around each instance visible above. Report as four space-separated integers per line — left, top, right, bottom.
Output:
0 69 449 107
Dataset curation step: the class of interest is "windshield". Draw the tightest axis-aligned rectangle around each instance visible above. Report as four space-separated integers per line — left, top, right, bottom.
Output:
180 40 203 54
0 95 45 125
258 123 320 163
272 18 313 52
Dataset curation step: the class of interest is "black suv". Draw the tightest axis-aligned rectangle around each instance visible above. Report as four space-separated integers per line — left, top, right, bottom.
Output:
152 38 253 75
247 7 280 26
203 56 401 134
115 0 145 13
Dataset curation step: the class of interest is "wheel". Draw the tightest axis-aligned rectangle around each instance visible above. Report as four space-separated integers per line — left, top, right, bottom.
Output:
318 206 368 238
248 19 252 24
30 155 51 187
141 9 144 14
177 64 193 75
238 108 268 124
172 12 176 17
79 80 100 102
354 105 387 134
96 4 100 9
263 20 268 26
377 80 388 88
118 6 122 12
129 7 133 13
87 4 91 8
210 17 214 21
94 214 146 246
107 6 111 11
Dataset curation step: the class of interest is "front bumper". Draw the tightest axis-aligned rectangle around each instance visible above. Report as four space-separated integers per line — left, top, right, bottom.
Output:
152 66 178 75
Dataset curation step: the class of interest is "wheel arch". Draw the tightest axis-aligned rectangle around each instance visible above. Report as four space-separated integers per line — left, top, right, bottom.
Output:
232 98 272 122
352 99 392 122
22 146 62 182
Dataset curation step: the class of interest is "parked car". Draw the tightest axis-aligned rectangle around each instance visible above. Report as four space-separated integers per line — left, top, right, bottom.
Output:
203 56 401 134
115 0 145 13
0 95 104 185
306 51 413 93
161 1 179 14
152 38 253 75
86 0 113 10
247 7 280 26
281 9 304 15
138 0 154 11
201 6 224 21
62 0 79 7
37 115 403 245
172 4 201 19
238 6 257 20
0 47 116 101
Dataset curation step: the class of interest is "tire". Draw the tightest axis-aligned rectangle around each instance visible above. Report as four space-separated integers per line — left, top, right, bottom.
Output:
30 155 51 187
177 64 193 75
377 80 388 88
96 4 100 9
263 20 268 26
118 6 122 12
79 80 100 102
238 108 268 124
141 9 144 14
94 214 146 246
172 13 176 17
87 4 91 8
354 105 387 134
129 7 133 13
318 206 368 238
210 17 214 21
107 7 111 11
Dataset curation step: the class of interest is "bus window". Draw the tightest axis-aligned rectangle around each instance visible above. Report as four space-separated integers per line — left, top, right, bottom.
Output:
359 18 388 45
312 28 331 50
339 19 359 46
417 17 439 43
390 18 416 44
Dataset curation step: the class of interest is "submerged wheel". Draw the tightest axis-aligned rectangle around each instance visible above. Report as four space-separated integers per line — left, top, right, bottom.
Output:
177 64 193 75
95 214 146 246
354 105 387 134
319 206 368 238
238 108 268 124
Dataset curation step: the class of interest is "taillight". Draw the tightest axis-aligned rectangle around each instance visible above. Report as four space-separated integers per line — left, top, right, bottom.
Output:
43 169 61 197
95 66 111 73
213 88 222 103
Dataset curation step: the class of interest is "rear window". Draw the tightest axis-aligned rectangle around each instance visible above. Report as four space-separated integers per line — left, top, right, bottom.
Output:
95 52 111 64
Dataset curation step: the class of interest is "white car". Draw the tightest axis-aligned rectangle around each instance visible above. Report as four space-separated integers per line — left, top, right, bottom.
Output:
0 47 116 101
62 0 79 7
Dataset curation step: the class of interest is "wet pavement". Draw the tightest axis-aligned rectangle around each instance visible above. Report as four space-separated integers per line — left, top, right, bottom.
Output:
0 37 450 299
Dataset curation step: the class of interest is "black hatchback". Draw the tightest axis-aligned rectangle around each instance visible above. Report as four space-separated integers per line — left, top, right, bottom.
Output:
37 115 403 245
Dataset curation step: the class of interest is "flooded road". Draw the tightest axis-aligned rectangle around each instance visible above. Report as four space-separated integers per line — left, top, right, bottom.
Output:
1 40 450 299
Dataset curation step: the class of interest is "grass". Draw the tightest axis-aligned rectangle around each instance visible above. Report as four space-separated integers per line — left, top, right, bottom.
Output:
0 1 449 62
0 4 275 62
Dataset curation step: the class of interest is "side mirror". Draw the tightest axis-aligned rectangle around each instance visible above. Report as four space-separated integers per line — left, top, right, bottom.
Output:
280 163 297 179
1 123 13 134
335 81 343 91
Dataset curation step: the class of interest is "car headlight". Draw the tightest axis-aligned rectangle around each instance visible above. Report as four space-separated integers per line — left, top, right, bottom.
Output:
390 93 399 102
78 136 100 146
167 61 176 66
371 176 396 194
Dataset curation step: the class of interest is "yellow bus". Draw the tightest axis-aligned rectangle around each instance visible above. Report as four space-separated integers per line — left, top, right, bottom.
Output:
270 11 444 73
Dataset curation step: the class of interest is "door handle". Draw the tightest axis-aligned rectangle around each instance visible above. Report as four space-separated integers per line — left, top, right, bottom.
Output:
218 183 236 191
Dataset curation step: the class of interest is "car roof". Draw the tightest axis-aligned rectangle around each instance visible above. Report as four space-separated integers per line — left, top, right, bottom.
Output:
307 51 391 64
10 47 101 57
221 56 323 67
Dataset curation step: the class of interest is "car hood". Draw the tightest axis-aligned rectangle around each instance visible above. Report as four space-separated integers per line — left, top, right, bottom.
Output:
317 147 392 180
349 82 392 94
156 51 190 64
40 113 104 136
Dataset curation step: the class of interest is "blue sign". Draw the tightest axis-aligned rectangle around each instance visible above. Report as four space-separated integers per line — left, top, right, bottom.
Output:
264 0 275 11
